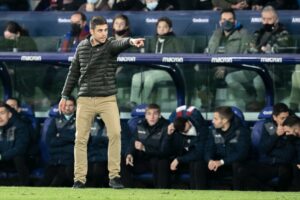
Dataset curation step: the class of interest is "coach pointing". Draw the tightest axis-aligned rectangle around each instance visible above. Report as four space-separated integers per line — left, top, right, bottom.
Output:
59 16 144 189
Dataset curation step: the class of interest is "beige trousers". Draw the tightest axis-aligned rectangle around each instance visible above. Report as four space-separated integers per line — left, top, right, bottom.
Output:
74 95 121 183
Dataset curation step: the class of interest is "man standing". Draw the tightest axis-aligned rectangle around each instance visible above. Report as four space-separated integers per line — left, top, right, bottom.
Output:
59 16 144 189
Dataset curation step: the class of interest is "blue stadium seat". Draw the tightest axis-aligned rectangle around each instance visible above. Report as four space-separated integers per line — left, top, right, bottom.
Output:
127 103 147 135
231 106 247 127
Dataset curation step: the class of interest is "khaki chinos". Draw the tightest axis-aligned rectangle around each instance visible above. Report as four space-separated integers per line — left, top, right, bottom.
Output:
74 95 121 183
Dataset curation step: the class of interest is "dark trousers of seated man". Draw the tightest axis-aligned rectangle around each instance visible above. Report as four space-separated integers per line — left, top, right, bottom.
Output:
122 154 170 188
0 156 29 186
289 165 300 191
39 164 73 187
171 160 207 189
238 161 292 191
86 161 109 188
203 162 244 190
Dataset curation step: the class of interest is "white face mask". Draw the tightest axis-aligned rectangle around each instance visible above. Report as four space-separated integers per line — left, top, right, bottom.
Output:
64 114 73 120
146 1 158 10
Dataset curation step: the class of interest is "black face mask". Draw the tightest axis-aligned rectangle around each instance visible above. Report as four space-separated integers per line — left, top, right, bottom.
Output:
221 20 235 32
115 29 128 36
70 23 82 36
263 24 275 32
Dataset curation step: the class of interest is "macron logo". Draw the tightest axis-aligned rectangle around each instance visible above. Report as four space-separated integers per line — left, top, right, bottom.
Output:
260 57 283 63
211 57 233 63
21 56 42 61
162 57 184 63
117 57 136 62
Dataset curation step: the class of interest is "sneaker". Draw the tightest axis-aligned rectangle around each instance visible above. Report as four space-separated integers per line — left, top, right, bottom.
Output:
72 181 85 189
109 177 124 189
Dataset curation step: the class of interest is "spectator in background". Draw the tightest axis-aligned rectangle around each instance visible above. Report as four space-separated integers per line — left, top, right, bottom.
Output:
0 21 37 52
206 9 251 109
112 0 145 10
212 0 249 10
86 117 109 187
112 14 131 40
130 17 182 104
123 104 170 188
163 106 208 189
0 0 29 11
248 6 293 104
39 96 76 187
177 0 212 10
143 0 175 11
79 0 112 11
35 0 85 11
59 11 89 52
205 106 251 190
0 102 30 186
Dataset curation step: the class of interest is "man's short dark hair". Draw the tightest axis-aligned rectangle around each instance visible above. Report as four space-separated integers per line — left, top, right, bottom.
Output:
156 17 173 28
73 11 87 22
173 117 188 132
90 16 107 30
146 103 160 113
215 106 234 121
283 115 300 127
67 95 76 106
6 97 20 107
0 101 13 112
272 103 289 116
220 8 236 20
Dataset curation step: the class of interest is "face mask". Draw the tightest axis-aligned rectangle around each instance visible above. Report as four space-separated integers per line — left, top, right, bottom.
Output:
115 29 127 36
221 20 235 32
263 24 275 32
70 23 82 36
146 1 158 11
64 114 73 120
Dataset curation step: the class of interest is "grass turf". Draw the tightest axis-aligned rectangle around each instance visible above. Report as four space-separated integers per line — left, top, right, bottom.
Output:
0 187 300 200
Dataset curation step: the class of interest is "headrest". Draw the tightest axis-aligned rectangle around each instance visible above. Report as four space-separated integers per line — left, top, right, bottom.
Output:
131 104 147 117
231 106 245 122
49 104 59 117
258 106 273 119
20 104 35 117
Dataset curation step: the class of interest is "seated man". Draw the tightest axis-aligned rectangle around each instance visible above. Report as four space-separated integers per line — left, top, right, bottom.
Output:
164 106 208 189
123 104 170 188
39 96 76 187
205 106 251 190
241 103 295 191
283 115 300 190
0 102 30 185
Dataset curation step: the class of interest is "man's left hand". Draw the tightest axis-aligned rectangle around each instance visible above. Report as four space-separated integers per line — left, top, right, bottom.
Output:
130 38 145 48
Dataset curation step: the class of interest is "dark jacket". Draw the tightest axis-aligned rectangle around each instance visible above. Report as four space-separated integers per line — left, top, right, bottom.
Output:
163 112 209 163
126 117 169 157
88 118 108 162
0 36 37 52
205 116 251 165
145 32 183 53
248 23 292 53
0 114 30 160
46 114 76 165
61 36 132 98
259 119 296 165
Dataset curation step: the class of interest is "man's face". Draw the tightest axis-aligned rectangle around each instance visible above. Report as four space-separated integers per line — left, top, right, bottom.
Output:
145 108 160 126
4 30 18 40
219 12 235 25
6 99 19 112
284 124 300 136
273 112 289 126
90 24 108 44
0 107 12 126
63 100 76 116
113 18 127 32
156 21 171 36
182 121 192 134
261 11 277 25
70 13 85 28
213 112 226 129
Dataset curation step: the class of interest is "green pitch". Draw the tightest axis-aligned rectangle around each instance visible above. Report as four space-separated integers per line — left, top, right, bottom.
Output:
1 187 300 200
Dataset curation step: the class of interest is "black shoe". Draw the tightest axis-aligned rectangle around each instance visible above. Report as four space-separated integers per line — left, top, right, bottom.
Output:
109 177 124 189
72 181 85 189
